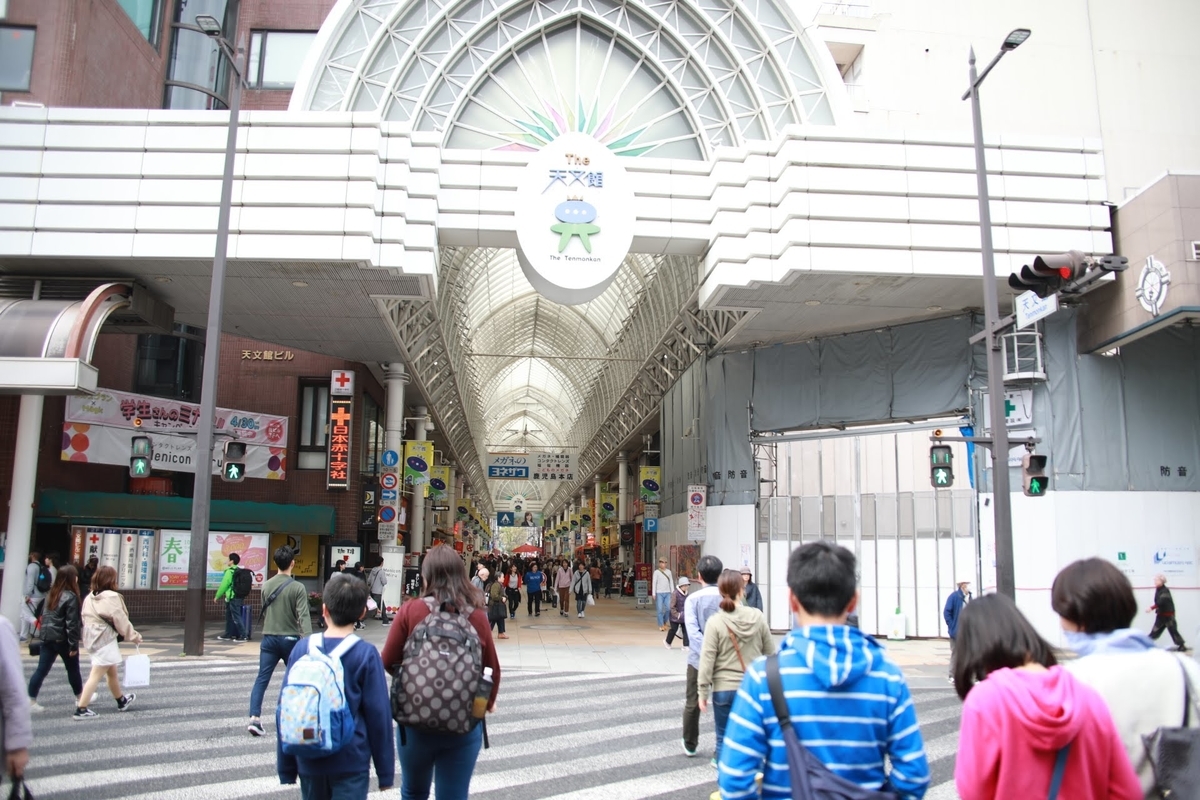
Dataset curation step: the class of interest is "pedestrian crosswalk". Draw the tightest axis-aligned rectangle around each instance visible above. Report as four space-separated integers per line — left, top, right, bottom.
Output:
18 657 963 799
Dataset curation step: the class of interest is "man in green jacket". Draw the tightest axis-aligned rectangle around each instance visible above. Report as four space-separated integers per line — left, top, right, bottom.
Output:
216 553 246 642
247 545 311 737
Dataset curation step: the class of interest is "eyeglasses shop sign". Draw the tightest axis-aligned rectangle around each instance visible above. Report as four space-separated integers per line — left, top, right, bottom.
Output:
515 132 636 306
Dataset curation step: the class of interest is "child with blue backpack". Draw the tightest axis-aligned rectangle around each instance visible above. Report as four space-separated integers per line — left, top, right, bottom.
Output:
276 573 394 799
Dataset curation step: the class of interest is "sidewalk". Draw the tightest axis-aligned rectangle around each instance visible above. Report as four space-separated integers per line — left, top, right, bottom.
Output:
78 593 953 686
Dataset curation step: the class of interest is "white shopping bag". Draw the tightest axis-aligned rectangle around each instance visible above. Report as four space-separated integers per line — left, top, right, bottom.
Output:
366 596 378 611
586 594 595 607
124 647 151 688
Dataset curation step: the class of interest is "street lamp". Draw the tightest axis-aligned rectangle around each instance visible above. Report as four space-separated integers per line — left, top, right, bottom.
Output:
183 16 245 656
963 28 1030 601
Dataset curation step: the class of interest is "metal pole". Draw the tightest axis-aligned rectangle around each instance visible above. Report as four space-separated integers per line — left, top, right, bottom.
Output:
968 47 1015 600
183 42 243 656
409 407 428 554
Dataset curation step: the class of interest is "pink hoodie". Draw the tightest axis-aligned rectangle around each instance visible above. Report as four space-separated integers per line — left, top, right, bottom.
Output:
955 666 1141 800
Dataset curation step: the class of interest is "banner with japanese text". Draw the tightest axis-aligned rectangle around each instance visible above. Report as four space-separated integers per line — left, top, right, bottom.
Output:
428 466 450 501
601 492 618 523
404 441 434 487
639 467 661 503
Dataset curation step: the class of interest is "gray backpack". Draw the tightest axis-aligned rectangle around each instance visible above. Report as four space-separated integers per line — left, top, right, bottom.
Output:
391 597 483 736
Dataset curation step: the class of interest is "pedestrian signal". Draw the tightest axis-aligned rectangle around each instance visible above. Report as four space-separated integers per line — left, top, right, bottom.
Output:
1022 453 1049 496
930 445 953 488
130 435 153 478
222 440 247 483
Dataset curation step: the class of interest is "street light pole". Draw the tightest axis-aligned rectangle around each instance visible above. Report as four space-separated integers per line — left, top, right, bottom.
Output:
184 20 244 656
964 29 1029 601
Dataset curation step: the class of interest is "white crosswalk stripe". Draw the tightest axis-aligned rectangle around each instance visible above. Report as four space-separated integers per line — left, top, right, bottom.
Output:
19 659 963 799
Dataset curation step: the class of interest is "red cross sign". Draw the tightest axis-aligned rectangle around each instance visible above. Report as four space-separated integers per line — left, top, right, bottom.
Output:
330 370 355 396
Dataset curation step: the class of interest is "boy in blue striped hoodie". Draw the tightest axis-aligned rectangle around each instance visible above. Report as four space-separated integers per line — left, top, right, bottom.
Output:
717 541 930 799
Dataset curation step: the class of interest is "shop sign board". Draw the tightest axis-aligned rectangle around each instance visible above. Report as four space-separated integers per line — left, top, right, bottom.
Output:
639 467 661 503
485 452 577 481
404 441 434 486
269 533 319 577
687 485 707 541
326 390 353 490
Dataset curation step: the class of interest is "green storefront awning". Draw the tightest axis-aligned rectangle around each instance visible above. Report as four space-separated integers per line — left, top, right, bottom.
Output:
36 489 336 536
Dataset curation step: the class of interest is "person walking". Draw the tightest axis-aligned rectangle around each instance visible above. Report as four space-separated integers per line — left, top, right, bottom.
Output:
0 615 31 789
78 555 97 598
27 565 84 714
19 551 48 643
503 565 522 620
682 555 723 758
215 552 247 642
952 593 1140 800
738 565 763 612
944 578 971 682
602 561 614 599
718 542 929 798
652 558 674 631
523 562 545 617
382 545 500 800
555 560 573 618
75 566 141 720
471 566 488 592
572 562 592 618
485 571 509 640
664 577 690 649
367 558 390 625
246 545 312 738
699 569 775 765
1148 573 1187 651
589 563 602 599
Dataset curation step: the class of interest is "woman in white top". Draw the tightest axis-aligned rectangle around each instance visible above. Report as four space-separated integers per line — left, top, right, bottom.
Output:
1052 558 1200 798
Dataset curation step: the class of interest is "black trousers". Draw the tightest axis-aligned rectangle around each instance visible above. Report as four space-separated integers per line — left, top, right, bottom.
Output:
1150 614 1186 647
527 589 541 615
506 588 520 616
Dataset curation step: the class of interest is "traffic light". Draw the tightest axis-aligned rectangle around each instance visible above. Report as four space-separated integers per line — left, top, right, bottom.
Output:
930 445 954 488
1022 453 1049 496
1008 250 1087 298
222 440 247 483
129 436 153 478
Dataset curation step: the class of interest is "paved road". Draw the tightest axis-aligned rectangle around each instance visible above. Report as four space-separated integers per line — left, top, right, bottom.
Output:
18 657 963 799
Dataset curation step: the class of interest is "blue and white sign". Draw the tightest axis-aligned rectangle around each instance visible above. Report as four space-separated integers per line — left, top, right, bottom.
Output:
644 517 658 533
1015 290 1059 330
485 452 577 481
488 465 530 479
381 489 398 503
497 511 516 527
381 450 400 468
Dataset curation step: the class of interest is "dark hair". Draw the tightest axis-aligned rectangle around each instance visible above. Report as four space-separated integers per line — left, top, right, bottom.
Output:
273 546 295 571
354 561 363 570
787 541 857 617
698 555 723 585
29 551 40 563
228 553 241 565
718 569 743 613
1051 558 1137 634
421 544 485 611
952 593 1057 700
91 565 118 594
323 573 368 626
48 565 79 612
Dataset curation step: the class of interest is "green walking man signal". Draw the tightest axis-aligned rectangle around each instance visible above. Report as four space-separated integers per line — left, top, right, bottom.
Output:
930 444 953 489
129 435 153 478
1022 453 1049 496
222 440 247 483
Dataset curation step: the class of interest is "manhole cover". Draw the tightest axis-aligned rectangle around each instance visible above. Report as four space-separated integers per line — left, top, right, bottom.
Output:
523 624 587 630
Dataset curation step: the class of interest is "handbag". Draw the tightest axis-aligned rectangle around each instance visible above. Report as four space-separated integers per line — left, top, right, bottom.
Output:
123 646 150 688
1143 657 1200 798
28 612 41 658
7 777 33 800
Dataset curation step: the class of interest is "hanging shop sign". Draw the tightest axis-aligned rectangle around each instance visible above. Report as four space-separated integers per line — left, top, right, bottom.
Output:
63 389 287 479
330 369 355 397
514 132 636 306
326 394 353 490
404 441 434 487
428 466 450 501
269 533 319 577
484 452 577 481
687 484 707 542
601 492 617 523
639 467 662 503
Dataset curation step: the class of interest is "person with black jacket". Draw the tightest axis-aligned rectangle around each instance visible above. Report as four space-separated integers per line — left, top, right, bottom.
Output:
78 556 97 598
1148 573 1187 651
28 565 84 713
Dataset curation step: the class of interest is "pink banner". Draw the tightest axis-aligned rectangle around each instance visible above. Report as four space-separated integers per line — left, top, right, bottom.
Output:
65 389 287 446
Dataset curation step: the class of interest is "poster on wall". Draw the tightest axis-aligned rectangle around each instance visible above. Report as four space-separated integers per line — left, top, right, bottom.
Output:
268 534 319 577
640 467 661 503
206 533 270 590
136 531 155 589
158 530 190 589
1152 545 1196 577
332 545 362 570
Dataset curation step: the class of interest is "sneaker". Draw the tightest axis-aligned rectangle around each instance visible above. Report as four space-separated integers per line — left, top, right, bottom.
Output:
535 612 540 617
73 707 97 721
664 640 671 650
682 739 697 757
580 612 585 618
117 693 136 712
234 638 248 643
247 718 265 737
216 635 234 641
381 620 391 626
1176 645 1189 652
29 700 45 713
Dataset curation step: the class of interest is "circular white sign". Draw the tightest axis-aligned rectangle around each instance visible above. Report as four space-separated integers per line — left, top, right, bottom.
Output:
515 132 636 306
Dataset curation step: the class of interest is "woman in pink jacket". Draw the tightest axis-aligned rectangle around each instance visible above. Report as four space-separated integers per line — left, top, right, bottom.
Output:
953 594 1141 800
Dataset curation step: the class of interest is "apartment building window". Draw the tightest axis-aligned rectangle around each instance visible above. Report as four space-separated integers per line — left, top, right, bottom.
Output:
248 31 317 89
362 394 385 475
298 381 330 470
0 27 36 92
134 334 204 401
117 0 164 46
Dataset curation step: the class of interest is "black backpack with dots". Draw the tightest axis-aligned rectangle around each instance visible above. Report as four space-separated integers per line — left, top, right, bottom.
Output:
391 597 484 738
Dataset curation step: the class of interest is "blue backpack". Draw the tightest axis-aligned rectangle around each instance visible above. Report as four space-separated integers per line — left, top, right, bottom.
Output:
278 633 359 756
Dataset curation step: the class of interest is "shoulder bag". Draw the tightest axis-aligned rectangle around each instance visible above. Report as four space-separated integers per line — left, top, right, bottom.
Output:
259 577 296 620
727 624 747 671
1143 656 1200 798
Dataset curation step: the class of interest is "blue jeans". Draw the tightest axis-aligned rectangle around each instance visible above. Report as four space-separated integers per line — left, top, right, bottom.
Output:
249 634 299 717
300 771 371 800
225 598 246 638
27 639 83 699
398 721 483 800
712 689 737 760
655 592 671 626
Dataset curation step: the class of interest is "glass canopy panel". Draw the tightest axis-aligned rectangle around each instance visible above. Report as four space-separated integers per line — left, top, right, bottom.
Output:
446 21 703 158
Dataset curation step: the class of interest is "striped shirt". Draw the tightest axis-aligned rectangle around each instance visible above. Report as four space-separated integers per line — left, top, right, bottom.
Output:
718 625 930 800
